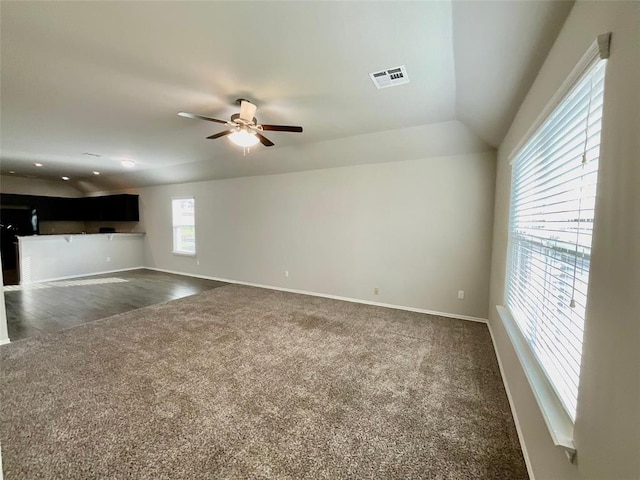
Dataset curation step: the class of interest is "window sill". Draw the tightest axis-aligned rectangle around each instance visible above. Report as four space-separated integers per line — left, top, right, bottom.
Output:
496 305 577 462
171 251 196 257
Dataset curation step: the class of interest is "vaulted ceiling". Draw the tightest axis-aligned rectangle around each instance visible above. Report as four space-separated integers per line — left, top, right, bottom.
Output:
0 1 573 192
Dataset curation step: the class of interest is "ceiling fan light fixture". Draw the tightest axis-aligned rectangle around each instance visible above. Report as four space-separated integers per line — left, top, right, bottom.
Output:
121 159 136 168
228 129 259 148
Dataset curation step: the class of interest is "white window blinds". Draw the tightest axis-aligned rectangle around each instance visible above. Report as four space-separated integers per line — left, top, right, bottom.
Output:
506 57 607 421
172 197 196 255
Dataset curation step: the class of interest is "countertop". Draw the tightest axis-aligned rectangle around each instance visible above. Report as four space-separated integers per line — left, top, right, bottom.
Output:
18 232 146 239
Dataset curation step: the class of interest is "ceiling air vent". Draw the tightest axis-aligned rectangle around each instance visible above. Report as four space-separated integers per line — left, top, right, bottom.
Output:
369 65 409 89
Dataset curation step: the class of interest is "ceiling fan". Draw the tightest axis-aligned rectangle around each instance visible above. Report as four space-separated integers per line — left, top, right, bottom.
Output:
178 99 303 148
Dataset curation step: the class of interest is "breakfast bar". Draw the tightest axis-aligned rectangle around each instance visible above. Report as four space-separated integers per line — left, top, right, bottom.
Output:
17 233 145 284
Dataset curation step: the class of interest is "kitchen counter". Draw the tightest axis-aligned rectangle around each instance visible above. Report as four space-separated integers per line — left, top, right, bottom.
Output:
17 233 145 284
27 232 145 237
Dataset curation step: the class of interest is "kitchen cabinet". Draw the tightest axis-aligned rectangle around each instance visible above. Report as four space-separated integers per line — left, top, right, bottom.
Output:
0 194 139 222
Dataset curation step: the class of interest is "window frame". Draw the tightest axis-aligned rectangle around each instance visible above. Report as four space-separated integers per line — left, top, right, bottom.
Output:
171 196 197 256
498 33 611 462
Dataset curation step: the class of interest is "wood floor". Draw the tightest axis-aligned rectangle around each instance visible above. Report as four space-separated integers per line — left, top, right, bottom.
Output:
3 269 228 341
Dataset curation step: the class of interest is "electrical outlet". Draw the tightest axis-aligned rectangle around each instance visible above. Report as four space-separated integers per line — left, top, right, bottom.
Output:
284 270 289 278
196 260 200 266
106 257 111 263
374 288 379 295
458 290 465 300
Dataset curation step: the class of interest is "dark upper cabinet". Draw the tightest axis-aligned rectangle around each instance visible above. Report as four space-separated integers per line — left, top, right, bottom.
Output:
0 194 139 222
53 197 84 221
97 194 139 221
0 194 56 220
82 197 102 221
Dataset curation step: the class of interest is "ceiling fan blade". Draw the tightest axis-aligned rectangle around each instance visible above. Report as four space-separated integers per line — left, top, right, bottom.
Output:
207 129 235 140
239 101 257 122
255 132 275 147
260 124 303 133
178 112 228 124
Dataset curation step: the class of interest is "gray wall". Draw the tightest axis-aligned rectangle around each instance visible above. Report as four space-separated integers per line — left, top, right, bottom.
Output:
0 175 84 197
489 1 640 479
141 151 496 320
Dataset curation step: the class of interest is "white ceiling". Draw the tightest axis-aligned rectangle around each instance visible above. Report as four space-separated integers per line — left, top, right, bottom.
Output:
0 1 573 192
453 0 574 146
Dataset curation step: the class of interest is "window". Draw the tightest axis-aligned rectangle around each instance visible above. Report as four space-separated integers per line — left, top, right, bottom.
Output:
172 197 196 255
506 53 607 422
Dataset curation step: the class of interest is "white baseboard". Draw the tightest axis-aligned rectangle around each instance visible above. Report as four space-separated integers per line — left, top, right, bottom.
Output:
19 266 145 285
0 338 11 346
145 267 488 324
487 321 535 480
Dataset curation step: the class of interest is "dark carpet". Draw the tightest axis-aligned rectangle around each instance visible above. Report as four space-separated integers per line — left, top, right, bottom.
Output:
0 284 528 479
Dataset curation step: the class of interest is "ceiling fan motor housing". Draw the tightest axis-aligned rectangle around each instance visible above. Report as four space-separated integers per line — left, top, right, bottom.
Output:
230 113 257 125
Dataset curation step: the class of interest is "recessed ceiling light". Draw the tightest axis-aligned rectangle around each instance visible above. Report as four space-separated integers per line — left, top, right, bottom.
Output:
93 171 100 175
34 163 43 167
61 176 70 181
9 171 15 174
121 160 135 168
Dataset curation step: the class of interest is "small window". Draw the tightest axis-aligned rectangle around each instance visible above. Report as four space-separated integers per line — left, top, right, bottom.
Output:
172 197 196 255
